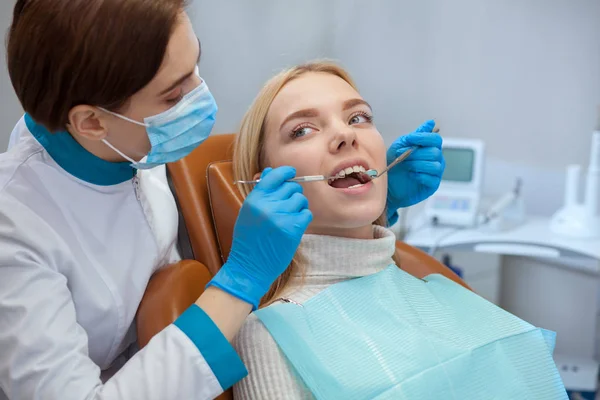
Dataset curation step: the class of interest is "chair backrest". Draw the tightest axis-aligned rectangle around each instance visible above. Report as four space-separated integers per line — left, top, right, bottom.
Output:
167 133 237 275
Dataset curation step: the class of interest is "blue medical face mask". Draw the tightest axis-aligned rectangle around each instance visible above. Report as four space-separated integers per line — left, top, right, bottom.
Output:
99 70 217 170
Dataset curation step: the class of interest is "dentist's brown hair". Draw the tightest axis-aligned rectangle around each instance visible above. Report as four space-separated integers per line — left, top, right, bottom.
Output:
7 0 187 132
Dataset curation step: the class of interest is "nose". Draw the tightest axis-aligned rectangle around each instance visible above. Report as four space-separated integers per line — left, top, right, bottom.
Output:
329 125 358 153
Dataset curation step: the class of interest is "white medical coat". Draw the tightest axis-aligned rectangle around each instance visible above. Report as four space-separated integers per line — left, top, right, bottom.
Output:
0 115 247 399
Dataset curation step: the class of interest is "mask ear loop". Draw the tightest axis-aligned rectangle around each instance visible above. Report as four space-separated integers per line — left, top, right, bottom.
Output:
97 107 149 127
97 107 148 166
101 138 138 166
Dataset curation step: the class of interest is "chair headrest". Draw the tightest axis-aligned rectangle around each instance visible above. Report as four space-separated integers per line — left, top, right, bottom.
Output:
207 160 243 261
167 133 236 275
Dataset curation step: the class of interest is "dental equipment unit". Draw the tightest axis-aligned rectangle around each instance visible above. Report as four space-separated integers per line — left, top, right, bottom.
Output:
480 178 523 225
550 108 600 239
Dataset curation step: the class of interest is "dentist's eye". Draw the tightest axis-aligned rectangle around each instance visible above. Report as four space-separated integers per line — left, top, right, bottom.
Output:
290 124 316 139
166 90 183 105
349 111 373 125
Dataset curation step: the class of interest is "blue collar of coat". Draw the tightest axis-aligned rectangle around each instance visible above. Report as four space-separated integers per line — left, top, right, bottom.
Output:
25 113 135 185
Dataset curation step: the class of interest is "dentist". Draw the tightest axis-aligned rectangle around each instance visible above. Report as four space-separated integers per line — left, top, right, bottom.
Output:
0 1 443 400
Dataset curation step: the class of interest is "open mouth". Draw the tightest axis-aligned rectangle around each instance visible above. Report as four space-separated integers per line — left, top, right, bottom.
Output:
328 165 373 189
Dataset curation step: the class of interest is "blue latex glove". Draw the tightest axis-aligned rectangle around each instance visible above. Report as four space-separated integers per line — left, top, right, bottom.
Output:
386 120 445 225
207 166 312 309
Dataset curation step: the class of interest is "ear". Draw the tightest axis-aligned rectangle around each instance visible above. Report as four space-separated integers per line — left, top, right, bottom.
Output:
253 172 261 181
67 105 109 141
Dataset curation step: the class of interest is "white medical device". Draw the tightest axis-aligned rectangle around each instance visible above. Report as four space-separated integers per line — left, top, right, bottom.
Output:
424 138 485 227
550 127 600 239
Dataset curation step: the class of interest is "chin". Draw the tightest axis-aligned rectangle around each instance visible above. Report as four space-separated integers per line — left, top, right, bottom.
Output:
306 186 387 236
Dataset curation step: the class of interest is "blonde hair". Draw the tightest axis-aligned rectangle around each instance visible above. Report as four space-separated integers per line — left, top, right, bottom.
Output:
233 60 388 306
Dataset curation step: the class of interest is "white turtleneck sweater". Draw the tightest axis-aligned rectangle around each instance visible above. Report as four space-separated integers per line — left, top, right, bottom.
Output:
233 225 397 400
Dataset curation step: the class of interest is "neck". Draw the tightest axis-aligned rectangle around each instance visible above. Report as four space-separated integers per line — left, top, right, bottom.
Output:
292 224 397 280
306 224 374 240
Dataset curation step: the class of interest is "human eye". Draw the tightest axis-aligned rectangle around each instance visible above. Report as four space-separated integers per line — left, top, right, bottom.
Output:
349 111 374 125
165 90 183 105
289 123 317 139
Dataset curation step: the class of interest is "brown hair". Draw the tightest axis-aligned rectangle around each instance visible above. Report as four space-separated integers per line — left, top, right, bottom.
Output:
6 0 187 132
233 61 388 307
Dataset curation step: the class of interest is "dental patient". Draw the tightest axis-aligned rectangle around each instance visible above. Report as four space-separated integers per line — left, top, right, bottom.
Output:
232 61 567 399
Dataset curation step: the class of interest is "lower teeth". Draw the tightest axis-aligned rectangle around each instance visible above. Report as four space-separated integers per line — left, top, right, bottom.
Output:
348 183 364 189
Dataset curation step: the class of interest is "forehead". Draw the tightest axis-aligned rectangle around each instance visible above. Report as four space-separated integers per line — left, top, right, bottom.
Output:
163 14 197 64
150 14 198 83
267 72 362 121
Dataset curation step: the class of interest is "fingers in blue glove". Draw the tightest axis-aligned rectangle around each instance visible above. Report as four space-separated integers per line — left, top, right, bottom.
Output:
398 147 442 161
411 171 443 189
257 166 297 191
398 131 443 149
415 119 436 133
295 208 313 228
279 191 310 213
387 138 442 164
260 167 273 178
402 160 445 176
270 181 304 201
211 163 313 309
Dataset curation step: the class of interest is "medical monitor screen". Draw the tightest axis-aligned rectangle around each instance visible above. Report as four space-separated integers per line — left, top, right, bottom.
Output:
442 148 474 182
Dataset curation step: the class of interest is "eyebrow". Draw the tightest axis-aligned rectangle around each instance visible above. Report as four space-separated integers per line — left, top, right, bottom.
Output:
279 109 319 130
343 98 372 111
279 98 372 130
159 38 202 96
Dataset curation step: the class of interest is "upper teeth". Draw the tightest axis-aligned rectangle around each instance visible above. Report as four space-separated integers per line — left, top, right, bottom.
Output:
329 165 366 181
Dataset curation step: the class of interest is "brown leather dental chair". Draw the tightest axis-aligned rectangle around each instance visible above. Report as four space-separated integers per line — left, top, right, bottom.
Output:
135 133 470 400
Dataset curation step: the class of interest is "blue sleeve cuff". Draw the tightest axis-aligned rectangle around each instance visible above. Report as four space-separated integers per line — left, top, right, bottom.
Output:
174 304 248 390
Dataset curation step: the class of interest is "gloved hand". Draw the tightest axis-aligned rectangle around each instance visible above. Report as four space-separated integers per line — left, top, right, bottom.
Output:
207 166 312 309
386 120 445 225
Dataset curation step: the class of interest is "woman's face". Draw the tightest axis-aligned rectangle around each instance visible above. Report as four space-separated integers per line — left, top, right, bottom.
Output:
95 12 202 161
262 72 388 239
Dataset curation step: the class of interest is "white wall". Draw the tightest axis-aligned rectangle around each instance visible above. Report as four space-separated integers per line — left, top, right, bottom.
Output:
188 0 337 136
330 0 600 169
